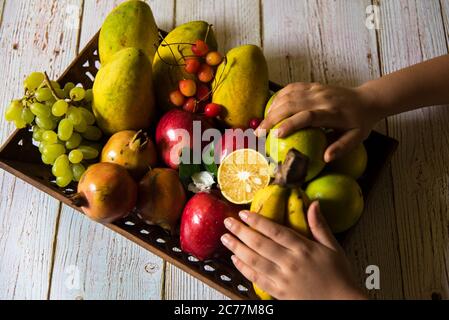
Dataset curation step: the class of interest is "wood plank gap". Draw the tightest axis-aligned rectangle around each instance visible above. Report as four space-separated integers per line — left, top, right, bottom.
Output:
161 260 167 300
0 0 6 29
172 0 177 28
438 0 449 52
75 0 85 55
386 160 406 298
46 201 63 300
259 0 264 48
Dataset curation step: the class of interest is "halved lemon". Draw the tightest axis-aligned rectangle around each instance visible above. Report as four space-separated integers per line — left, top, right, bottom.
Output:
217 149 271 204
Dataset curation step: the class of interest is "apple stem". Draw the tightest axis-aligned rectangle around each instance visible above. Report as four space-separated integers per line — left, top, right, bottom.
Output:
273 149 309 187
70 193 87 207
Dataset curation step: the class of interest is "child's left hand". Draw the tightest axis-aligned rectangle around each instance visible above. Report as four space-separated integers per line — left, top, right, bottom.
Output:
221 202 367 300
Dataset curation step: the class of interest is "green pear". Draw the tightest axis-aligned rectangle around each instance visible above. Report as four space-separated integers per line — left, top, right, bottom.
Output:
212 45 269 128
99 0 159 65
93 48 155 135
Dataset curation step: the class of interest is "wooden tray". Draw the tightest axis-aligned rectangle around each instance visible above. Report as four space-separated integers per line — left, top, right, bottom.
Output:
0 31 398 300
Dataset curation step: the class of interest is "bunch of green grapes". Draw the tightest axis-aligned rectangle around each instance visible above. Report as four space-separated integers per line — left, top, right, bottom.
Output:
5 72 104 188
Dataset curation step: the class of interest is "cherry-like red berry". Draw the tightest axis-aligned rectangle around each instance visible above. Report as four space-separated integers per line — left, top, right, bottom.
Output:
169 90 186 107
196 84 210 101
179 79 197 97
191 40 209 57
197 64 214 83
204 103 222 118
206 51 223 66
183 97 198 113
249 118 262 130
185 58 201 74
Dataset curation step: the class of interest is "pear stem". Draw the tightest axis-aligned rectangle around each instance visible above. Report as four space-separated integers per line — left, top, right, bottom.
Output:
273 149 309 188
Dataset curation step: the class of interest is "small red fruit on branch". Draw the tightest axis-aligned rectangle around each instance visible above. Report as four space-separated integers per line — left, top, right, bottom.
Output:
206 51 223 66
196 84 210 101
183 97 198 113
179 79 197 97
204 103 222 118
191 39 209 57
249 118 262 130
184 57 201 74
169 90 186 107
197 64 214 83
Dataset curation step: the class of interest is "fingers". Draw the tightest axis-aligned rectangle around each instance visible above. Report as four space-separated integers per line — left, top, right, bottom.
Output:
221 233 280 276
222 216 288 262
276 110 333 138
258 102 298 133
237 211 308 251
324 128 365 162
255 83 314 136
270 82 314 109
230 255 278 294
307 201 341 252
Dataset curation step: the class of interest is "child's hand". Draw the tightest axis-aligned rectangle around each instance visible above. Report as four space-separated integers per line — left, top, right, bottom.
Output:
256 83 380 162
221 202 367 300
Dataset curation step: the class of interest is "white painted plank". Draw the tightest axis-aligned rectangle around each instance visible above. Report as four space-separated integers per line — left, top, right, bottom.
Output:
0 0 82 299
49 206 164 299
263 0 404 299
164 0 260 300
48 0 175 300
378 0 449 299
175 0 261 51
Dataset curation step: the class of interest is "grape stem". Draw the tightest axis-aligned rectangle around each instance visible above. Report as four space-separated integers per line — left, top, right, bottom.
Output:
44 71 63 100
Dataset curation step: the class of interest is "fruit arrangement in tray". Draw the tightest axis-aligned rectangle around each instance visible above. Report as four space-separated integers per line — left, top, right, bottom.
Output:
1 1 398 300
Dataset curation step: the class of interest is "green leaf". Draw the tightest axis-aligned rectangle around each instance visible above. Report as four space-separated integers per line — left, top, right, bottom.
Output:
178 147 202 184
202 142 218 177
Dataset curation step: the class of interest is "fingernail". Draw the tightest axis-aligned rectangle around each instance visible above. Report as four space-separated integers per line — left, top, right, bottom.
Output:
231 255 238 265
239 210 249 222
272 129 280 138
224 217 235 230
221 234 232 246
254 126 264 137
313 201 323 220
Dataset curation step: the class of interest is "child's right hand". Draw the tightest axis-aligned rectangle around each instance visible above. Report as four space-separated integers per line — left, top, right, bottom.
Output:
255 82 381 162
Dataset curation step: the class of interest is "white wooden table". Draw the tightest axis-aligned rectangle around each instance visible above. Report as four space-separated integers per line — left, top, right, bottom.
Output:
0 0 448 300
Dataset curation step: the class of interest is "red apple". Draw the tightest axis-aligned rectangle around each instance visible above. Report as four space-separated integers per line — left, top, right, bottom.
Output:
155 109 213 169
214 128 260 163
180 192 240 261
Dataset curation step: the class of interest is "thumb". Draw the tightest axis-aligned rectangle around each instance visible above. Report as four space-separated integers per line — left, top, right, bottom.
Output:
324 128 365 163
307 201 340 252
